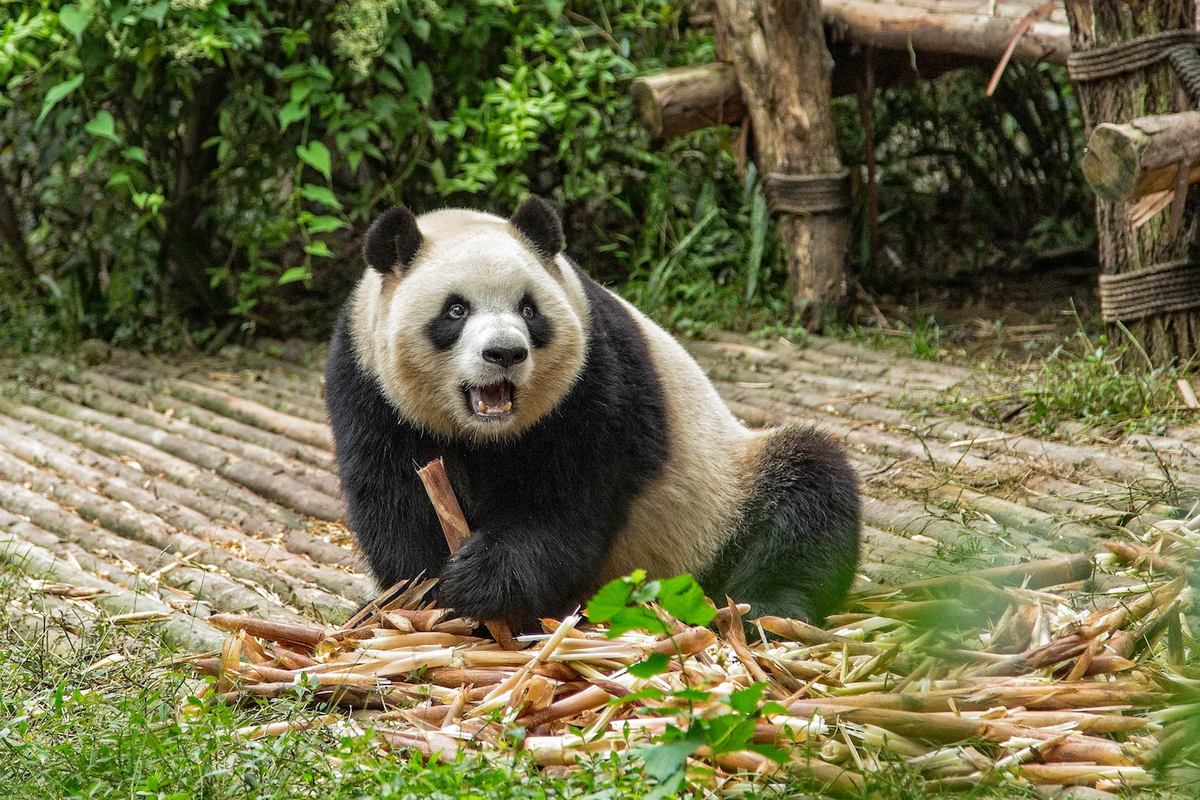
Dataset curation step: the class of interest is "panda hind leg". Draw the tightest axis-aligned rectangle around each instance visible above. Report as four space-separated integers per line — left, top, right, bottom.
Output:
700 425 861 626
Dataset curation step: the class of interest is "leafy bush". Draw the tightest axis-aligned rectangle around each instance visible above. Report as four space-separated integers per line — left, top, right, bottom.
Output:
836 63 1095 291
0 0 789 352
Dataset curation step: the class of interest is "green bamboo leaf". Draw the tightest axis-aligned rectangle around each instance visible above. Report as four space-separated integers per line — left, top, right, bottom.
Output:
38 74 84 123
303 241 332 257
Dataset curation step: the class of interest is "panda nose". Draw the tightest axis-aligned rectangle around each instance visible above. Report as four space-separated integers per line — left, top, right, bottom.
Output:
483 345 528 368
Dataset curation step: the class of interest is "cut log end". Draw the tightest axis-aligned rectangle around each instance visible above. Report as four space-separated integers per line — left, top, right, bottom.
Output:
1083 113 1200 203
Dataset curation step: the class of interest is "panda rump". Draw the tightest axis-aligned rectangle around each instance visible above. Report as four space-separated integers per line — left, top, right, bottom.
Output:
325 197 861 631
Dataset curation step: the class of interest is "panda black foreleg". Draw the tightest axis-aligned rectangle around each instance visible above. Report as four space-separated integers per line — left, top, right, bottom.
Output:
436 513 614 631
700 426 861 625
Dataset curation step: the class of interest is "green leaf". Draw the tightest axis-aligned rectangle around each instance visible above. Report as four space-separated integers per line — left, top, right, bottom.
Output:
141 0 169 27
296 184 342 210
627 652 670 679
606 606 664 638
726 683 767 716
585 577 634 624
745 743 790 764
38 75 84 123
279 101 308 132
657 575 715 626
85 110 120 144
643 769 685 800
59 5 91 42
673 688 711 703
641 740 698 782
407 63 433 106
609 687 663 705
105 172 132 189
305 215 346 234
296 141 332 181
630 579 661 606
303 241 332 257
278 266 311 285
121 147 148 164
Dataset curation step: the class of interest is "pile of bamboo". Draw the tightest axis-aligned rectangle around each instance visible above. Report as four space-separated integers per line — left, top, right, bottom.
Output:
191 507 1199 795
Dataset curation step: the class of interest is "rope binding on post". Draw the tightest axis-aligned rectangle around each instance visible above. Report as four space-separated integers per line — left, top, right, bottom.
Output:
1098 260 1200 323
763 169 851 215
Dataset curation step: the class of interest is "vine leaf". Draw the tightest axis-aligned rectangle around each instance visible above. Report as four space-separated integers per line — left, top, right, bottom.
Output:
296 141 332 181
38 75 84 123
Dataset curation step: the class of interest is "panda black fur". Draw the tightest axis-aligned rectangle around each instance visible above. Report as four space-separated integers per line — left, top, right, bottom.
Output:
325 197 860 630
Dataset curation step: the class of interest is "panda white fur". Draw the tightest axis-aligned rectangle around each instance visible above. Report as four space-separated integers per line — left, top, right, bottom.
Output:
325 197 860 630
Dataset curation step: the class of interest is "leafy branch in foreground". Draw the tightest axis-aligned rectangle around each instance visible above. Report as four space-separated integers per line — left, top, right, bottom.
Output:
586 571 787 800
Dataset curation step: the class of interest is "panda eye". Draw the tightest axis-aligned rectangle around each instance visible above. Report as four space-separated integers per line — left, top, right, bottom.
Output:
520 304 536 320
447 303 468 320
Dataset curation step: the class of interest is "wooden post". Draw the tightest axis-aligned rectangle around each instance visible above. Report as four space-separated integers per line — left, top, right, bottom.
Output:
1063 1 1200 366
713 0 852 321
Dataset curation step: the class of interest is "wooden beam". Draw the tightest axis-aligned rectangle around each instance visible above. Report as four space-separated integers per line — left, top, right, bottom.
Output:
631 63 746 139
1082 112 1200 203
822 0 1071 65
714 0 852 316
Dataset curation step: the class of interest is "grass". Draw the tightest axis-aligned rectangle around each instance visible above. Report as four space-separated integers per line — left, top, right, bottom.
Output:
932 329 1196 437
0 571 659 800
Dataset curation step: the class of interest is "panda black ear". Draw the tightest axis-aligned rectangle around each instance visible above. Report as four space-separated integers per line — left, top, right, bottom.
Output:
364 206 423 275
510 196 563 259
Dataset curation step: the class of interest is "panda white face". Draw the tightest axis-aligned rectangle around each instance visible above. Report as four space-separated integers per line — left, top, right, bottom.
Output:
349 204 589 441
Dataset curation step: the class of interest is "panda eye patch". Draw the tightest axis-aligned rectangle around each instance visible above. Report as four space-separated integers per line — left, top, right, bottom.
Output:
440 295 469 319
427 295 471 351
519 293 553 348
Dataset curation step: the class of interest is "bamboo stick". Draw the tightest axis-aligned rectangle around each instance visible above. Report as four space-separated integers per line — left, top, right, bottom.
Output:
417 458 516 649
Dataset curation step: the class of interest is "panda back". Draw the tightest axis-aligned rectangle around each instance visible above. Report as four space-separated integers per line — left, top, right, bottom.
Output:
597 291 755 583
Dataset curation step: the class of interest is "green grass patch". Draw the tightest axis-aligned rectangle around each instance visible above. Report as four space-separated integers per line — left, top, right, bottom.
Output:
933 329 1196 437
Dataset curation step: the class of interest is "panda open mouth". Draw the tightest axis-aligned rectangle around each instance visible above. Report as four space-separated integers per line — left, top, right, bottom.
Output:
465 381 515 418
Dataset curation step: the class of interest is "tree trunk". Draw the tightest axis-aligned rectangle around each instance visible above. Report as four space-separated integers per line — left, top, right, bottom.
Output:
1064 1 1200 366
713 0 852 321
0 164 33 280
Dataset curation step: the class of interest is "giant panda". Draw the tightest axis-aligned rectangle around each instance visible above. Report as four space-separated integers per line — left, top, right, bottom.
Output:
325 197 860 631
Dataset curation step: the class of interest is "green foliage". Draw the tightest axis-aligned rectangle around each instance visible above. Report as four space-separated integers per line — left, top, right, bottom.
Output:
937 326 1195 436
837 63 1095 290
0 571 653 799
0 1 790 353
586 572 782 800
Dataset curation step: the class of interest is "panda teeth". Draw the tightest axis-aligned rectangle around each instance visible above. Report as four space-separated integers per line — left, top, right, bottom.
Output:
477 400 488 415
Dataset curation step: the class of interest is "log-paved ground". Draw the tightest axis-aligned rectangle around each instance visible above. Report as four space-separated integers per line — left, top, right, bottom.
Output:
0 334 1196 653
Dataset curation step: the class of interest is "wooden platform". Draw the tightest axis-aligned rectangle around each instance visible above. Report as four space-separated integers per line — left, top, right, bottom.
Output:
0 334 1196 652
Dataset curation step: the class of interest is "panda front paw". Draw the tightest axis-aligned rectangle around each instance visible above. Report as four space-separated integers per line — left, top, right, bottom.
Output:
437 536 533 628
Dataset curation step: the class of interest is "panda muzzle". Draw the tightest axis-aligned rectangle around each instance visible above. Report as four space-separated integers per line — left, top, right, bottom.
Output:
467 381 514 416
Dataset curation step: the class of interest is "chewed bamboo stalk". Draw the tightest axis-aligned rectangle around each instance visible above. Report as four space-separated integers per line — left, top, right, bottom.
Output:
208 613 325 649
235 714 340 741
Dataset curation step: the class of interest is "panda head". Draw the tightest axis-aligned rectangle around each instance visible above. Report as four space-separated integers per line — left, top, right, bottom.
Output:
349 197 589 441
